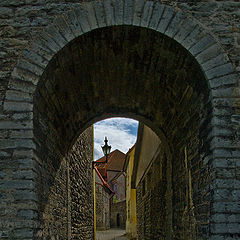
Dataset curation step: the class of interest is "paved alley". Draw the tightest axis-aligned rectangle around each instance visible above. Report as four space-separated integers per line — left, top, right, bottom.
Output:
96 229 127 240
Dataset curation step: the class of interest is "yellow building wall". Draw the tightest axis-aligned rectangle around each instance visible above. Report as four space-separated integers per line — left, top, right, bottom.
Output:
126 147 137 239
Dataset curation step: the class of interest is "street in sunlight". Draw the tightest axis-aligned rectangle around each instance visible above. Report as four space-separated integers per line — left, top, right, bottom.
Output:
96 229 127 240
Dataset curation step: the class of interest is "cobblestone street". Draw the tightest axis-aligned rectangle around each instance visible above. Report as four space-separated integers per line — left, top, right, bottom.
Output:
96 229 127 240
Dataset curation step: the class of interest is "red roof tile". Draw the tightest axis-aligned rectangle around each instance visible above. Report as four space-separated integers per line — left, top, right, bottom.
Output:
96 149 126 171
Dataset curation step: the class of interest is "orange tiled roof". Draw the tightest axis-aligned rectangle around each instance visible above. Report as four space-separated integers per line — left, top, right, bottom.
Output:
96 149 126 171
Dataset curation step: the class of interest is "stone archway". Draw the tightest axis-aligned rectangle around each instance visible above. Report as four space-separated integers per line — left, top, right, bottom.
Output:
1 0 239 239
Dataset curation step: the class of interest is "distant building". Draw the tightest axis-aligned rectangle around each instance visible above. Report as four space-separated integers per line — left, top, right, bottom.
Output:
109 171 126 229
95 149 127 229
124 145 137 239
95 167 114 230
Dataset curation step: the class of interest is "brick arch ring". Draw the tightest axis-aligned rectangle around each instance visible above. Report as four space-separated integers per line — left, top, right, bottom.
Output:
4 0 239 152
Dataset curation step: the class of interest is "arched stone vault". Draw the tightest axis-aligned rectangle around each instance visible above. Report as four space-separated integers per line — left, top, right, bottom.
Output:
1 0 240 239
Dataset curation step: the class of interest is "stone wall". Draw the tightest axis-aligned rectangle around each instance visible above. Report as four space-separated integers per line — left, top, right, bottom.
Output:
135 118 211 240
0 0 239 239
36 127 94 239
95 184 110 231
136 146 198 240
0 0 239 106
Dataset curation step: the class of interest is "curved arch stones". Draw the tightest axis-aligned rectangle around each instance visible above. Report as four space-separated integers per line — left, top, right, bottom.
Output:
5 0 239 156
2 0 240 239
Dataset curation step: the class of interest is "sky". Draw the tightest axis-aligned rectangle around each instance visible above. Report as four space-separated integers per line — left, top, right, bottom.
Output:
94 118 139 160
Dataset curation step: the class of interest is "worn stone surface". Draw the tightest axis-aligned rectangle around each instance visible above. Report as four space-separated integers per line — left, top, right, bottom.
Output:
36 127 93 240
0 0 239 239
95 184 111 230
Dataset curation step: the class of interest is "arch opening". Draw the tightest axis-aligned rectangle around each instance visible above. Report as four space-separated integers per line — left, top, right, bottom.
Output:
33 25 211 239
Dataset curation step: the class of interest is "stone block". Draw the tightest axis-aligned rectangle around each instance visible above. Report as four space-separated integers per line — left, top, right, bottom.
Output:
54 16 74 43
189 34 216 57
65 10 83 38
103 0 115 26
112 0 124 25
0 139 36 150
206 63 235 80
13 169 36 180
85 1 98 29
17 209 38 220
21 48 49 69
228 214 240 223
148 3 164 30
6 90 32 102
209 74 238 89
196 43 223 65
4 101 33 112
211 213 227 223
212 87 239 98
181 24 205 49
211 179 240 190
10 130 33 139
210 223 228 234
202 54 229 72
157 6 175 34
11 67 38 86
45 25 68 49
132 0 145 26
165 11 186 38
123 0 134 25
13 190 38 201
12 228 33 239
12 112 33 120
140 1 153 28
38 31 61 53
8 79 36 94
0 180 35 190
13 149 34 158
0 120 33 130
74 6 91 33
93 0 107 27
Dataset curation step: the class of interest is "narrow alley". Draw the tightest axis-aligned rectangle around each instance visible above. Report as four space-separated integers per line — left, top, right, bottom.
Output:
96 229 127 240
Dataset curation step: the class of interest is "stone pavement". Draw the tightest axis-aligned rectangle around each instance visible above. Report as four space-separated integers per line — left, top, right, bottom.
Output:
96 229 127 240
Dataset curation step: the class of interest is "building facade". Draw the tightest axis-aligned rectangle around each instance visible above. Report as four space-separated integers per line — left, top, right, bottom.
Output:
95 167 113 231
124 145 137 240
109 172 126 229
95 150 127 229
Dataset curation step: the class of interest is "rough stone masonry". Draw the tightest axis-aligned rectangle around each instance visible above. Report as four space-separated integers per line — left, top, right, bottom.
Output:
0 0 240 239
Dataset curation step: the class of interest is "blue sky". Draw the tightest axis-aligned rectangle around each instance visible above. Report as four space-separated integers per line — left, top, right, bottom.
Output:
94 118 139 160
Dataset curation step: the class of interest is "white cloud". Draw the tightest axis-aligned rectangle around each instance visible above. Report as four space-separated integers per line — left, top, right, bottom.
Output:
94 118 138 160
